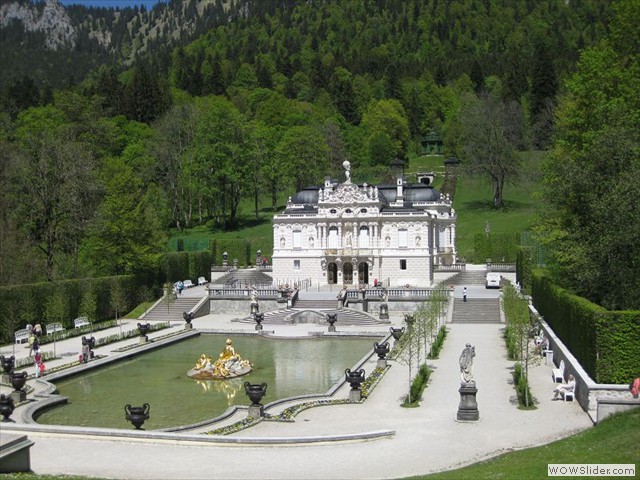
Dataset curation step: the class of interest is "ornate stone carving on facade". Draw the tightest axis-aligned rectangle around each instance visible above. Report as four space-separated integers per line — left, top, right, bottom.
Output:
320 182 376 206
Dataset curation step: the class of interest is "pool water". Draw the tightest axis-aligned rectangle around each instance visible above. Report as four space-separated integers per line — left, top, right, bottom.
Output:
36 334 378 429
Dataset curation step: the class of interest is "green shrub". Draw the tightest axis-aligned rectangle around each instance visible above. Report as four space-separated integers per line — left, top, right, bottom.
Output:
513 362 535 408
427 326 447 359
405 364 431 405
531 270 639 383
0 276 139 344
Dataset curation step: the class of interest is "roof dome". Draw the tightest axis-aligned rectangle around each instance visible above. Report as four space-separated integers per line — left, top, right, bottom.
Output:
290 187 320 205
406 184 441 202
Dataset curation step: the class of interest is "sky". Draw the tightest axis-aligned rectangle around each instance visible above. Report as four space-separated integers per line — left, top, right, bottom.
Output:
58 0 167 9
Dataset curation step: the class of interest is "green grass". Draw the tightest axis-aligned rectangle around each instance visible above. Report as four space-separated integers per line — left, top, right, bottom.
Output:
405 407 640 479
123 301 155 319
454 151 546 259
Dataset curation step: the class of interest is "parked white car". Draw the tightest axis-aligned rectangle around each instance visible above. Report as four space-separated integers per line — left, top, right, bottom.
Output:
485 272 501 289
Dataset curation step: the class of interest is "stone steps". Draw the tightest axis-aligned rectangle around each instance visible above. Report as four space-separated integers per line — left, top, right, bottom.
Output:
141 297 202 323
449 271 488 286
214 270 273 287
452 298 501 324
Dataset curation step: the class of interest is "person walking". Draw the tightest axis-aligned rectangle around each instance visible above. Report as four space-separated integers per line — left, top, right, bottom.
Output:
34 350 43 378
463 287 467 303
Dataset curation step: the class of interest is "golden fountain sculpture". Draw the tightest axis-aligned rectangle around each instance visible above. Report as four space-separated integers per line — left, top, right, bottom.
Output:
187 338 252 380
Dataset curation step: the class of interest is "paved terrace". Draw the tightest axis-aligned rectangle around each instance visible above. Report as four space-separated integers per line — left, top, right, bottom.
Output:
0 283 593 479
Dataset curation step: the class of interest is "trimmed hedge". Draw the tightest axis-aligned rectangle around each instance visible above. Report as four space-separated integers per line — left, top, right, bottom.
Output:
515 247 533 293
471 232 520 263
531 270 640 384
0 276 140 344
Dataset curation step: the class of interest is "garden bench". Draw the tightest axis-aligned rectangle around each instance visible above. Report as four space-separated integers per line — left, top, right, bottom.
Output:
74 317 91 329
183 279 194 289
46 322 65 335
552 359 565 383
562 386 575 402
197 276 207 285
15 328 30 344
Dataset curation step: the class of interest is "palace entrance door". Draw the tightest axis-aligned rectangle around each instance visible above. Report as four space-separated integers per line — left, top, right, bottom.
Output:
327 262 338 284
343 262 353 284
358 262 369 284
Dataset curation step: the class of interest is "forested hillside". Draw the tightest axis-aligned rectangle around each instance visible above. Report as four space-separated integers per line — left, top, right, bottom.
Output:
1 0 636 312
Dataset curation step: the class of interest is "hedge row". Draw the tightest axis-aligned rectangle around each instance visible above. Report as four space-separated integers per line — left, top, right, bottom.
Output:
515 247 533 293
471 233 520 263
0 276 144 344
531 270 640 384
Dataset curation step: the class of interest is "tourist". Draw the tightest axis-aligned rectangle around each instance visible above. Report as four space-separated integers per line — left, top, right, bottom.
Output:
34 350 43 378
28 333 37 356
535 335 549 355
463 286 467 302
34 323 43 338
629 373 640 398
553 374 576 400
178 280 184 295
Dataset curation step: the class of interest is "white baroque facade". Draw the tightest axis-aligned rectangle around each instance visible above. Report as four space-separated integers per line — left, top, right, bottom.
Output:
272 164 456 287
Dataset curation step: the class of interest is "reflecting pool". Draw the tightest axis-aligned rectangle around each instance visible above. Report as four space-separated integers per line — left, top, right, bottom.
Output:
36 334 378 429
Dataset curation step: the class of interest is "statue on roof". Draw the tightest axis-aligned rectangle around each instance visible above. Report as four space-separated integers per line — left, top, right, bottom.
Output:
342 160 351 183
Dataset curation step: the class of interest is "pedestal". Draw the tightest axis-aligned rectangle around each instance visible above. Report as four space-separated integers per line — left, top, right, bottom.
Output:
255 324 263 331
328 325 336 332
379 304 389 320
247 405 263 419
138 336 148 345
457 382 479 421
184 323 193 330
1 374 11 385
545 350 554 365
0 433 34 473
9 391 26 404
349 389 362 402
377 359 387 369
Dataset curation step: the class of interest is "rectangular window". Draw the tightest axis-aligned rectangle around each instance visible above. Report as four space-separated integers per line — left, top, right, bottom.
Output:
293 230 302 249
400 259 407 270
398 229 408 248
294 260 300 270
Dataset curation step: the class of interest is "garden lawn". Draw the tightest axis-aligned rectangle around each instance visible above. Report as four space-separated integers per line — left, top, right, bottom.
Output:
454 151 546 260
409 407 640 479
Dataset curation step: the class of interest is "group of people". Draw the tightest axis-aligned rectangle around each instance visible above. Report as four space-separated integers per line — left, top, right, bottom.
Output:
25 323 45 377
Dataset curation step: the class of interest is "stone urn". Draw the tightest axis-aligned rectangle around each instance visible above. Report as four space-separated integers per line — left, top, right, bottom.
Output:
0 355 15 384
10 372 27 392
345 368 366 402
345 368 365 389
0 394 15 421
373 341 390 359
0 355 15 375
125 403 150 429
389 327 405 342
244 382 268 418
183 311 194 330
244 382 268 406
137 323 150 336
404 314 415 327
82 336 96 350
326 313 338 332
253 312 264 331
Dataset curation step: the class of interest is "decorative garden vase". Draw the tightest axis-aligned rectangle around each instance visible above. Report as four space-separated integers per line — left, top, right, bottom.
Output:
137 323 150 336
0 355 15 375
373 341 390 359
389 327 405 341
125 403 150 429
10 372 27 392
244 382 267 406
0 394 15 421
345 368 365 390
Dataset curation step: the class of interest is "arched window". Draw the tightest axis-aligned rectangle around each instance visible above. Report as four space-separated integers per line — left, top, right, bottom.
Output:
328 227 339 248
359 226 370 248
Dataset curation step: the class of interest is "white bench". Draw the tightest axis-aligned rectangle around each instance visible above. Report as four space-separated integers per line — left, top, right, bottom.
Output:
197 276 207 285
15 329 30 344
563 387 575 402
183 279 194 289
552 359 565 383
46 322 65 335
74 317 91 329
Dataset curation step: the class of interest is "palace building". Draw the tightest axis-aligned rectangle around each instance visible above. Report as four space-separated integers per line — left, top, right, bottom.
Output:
271 162 457 288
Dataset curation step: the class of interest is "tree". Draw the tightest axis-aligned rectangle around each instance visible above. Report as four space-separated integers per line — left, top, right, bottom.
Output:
12 106 99 281
530 42 558 149
360 99 410 165
110 280 126 337
123 62 171 124
79 286 98 326
276 125 330 192
459 92 523 208
536 0 640 310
